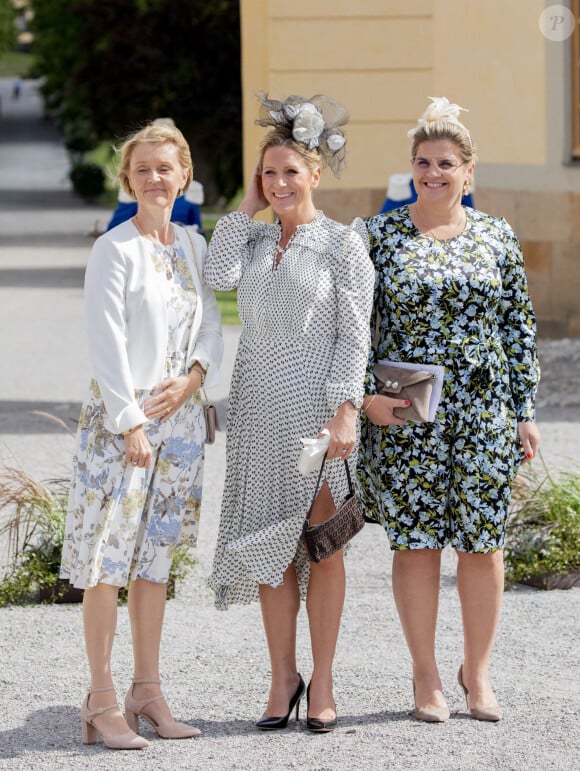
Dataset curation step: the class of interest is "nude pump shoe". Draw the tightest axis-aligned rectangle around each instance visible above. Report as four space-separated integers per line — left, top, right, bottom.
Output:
125 679 201 739
457 665 503 722
412 680 450 723
81 686 149 750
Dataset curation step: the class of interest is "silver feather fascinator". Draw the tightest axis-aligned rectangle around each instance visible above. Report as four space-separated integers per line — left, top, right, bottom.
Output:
255 92 349 177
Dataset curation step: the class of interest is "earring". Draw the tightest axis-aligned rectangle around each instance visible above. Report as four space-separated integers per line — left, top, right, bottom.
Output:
463 179 471 196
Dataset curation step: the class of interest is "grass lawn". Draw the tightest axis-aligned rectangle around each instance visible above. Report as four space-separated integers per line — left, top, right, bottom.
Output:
215 289 239 325
87 142 120 208
201 212 240 324
0 51 34 78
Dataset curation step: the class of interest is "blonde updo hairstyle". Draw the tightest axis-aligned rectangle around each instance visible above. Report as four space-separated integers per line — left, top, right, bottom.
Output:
409 97 478 166
117 122 193 197
257 127 322 175
411 122 478 166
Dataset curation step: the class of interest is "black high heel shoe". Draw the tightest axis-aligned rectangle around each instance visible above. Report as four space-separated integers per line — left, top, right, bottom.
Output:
256 674 305 730
306 682 338 733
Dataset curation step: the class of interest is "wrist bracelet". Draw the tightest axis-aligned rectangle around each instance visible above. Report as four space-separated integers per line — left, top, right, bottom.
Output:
121 424 142 437
363 395 377 412
189 361 207 386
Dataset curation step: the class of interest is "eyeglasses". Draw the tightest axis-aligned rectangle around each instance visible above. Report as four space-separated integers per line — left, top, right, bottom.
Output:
411 157 465 172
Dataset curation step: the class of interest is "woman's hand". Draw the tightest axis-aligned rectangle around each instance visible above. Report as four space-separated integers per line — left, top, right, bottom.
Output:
319 401 358 461
518 421 540 463
124 427 153 469
143 371 203 423
238 164 268 218
363 393 409 426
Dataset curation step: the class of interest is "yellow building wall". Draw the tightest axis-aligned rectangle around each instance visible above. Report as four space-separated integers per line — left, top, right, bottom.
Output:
241 0 434 201
241 0 545 192
432 0 546 166
240 0 579 336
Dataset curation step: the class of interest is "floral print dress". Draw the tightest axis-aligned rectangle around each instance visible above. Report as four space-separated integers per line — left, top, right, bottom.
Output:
60 240 205 589
356 206 540 552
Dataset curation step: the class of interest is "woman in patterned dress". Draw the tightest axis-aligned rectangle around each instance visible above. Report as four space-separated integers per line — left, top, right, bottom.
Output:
205 94 374 732
60 123 223 749
357 98 540 723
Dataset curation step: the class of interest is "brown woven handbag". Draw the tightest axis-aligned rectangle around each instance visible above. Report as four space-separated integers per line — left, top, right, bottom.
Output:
302 456 365 563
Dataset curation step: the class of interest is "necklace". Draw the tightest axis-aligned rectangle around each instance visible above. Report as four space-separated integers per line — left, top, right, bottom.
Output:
413 206 467 241
132 216 174 246
133 217 176 280
272 231 296 271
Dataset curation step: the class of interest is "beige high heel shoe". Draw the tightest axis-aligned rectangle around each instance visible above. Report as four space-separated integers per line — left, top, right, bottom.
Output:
457 665 503 722
81 686 149 750
125 679 201 739
412 680 450 723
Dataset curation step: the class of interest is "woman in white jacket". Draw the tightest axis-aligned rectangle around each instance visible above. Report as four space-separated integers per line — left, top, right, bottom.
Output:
60 123 222 750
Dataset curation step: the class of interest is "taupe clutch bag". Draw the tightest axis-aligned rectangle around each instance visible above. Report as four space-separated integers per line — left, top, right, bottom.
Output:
373 361 445 423
203 400 218 444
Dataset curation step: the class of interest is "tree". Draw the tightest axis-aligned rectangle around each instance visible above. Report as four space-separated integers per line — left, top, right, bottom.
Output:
30 0 241 202
0 0 16 57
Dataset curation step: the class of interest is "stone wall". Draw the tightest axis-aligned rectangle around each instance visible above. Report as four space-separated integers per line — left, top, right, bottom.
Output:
475 189 580 339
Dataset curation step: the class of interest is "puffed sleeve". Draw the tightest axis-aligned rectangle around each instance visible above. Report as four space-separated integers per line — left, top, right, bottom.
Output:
186 231 223 387
497 219 540 421
326 218 375 411
84 237 148 433
204 211 260 290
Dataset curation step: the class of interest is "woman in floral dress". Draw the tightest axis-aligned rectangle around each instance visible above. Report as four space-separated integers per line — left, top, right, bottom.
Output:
60 123 222 749
205 94 374 732
357 98 540 723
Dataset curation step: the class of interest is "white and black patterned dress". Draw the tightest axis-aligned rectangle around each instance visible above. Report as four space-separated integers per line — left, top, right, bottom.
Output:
204 211 374 609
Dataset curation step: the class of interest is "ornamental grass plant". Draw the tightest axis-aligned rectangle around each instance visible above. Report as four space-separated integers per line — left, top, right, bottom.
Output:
0 463 196 606
505 456 580 589
0 466 69 605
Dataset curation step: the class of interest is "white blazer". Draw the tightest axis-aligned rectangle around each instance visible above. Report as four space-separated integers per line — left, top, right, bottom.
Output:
84 220 223 434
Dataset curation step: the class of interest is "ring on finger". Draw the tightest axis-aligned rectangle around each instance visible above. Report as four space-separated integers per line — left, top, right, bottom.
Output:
131 460 138 466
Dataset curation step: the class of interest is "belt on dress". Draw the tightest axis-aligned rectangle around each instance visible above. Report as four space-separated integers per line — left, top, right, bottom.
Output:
381 333 504 390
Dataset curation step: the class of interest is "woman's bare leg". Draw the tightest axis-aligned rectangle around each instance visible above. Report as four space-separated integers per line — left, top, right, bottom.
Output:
128 578 175 724
456 549 504 709
305 481 345 720
391 549 448 710
83 583 132 734
259 565 302 716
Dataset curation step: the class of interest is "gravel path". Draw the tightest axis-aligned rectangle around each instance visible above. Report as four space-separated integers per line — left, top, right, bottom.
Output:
0 467 578 770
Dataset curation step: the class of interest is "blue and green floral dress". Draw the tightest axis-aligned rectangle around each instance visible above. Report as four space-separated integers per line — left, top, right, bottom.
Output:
356 206 540 552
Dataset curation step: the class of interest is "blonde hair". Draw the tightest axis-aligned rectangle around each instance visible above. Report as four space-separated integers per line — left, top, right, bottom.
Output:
257 127 321 174
411 122 477 165
117 123 193 196
409 97 478 165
